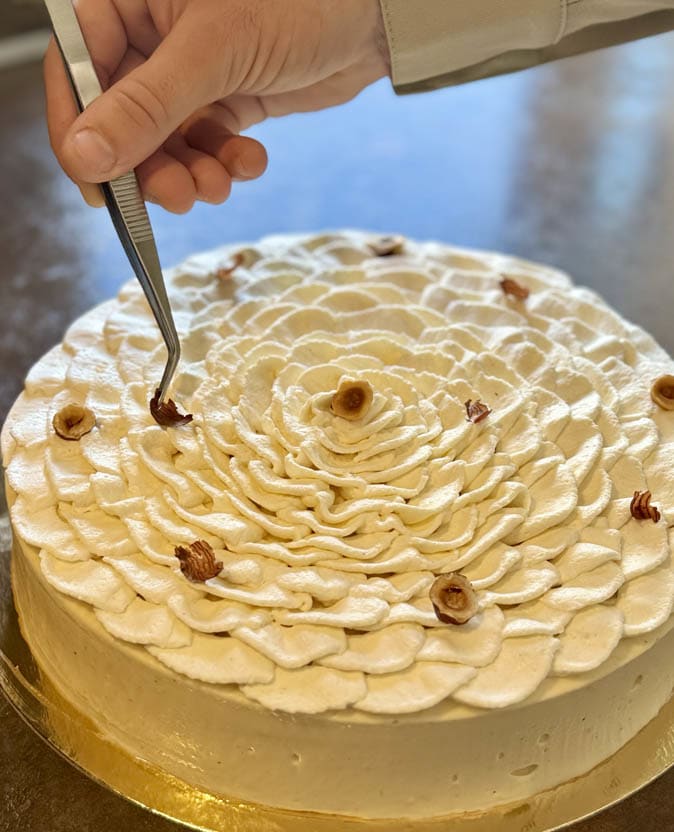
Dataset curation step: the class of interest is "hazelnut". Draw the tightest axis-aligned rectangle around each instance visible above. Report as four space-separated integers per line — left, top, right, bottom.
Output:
331 379 374 421
52 404 95 441
369 235 405 257
651 375 674 411
215 251 245 279
150 389 193 428
465 398 491 424
175 540 223 582
499 276 530 300
430 573 479 625
215 248 260 278
630 490 661 523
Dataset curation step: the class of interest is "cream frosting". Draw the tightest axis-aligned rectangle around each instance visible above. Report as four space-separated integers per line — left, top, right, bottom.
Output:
3 231 674 715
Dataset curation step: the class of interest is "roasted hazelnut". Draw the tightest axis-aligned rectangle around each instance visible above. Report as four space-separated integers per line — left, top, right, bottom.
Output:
465 399 491 424
369 235 405 257
215 251 246 279
651 375 674 411
175 540 223 582
499 276 530 300
630 490 661 523
52 404 96 440
430 573 479 625
331 379 374 421
150 389 193 427
215 247 260 278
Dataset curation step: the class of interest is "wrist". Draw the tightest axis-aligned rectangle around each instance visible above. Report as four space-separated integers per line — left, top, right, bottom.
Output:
372 0 391 76
332 0 390 77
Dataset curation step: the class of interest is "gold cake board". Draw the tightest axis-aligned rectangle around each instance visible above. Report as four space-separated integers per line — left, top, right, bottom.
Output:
1 509 673 832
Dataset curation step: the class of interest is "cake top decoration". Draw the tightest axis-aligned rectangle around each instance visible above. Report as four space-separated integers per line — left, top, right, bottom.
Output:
651 375 674 411
150 388 193 428
499 276 530 300
464 399 491 424
215 251 246 280
430 573 479 625
330 379 374 421
369 235 405 257
630 491 661 523
52 404 95 440
175 540 224 582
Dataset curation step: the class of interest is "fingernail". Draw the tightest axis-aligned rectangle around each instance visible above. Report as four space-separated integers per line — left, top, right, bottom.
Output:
78 183 105 208
71 128 116 175
198 193 224 204
145 193 159 205
232 156 253 179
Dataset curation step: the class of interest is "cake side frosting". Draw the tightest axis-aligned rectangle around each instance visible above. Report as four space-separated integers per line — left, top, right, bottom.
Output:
3 231 674 716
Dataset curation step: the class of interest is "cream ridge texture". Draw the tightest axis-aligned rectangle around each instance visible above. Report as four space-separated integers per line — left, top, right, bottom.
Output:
3 231 674 717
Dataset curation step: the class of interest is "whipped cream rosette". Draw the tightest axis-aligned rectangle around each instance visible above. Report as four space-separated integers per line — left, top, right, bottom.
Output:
4 231 674 715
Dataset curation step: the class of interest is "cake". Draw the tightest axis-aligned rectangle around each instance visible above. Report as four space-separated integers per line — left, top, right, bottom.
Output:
3 231 674 821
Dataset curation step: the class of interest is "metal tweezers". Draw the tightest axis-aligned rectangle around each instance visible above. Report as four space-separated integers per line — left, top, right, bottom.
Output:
44 0 180 405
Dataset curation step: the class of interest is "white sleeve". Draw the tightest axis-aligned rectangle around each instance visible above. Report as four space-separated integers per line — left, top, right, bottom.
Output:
379 0 674 92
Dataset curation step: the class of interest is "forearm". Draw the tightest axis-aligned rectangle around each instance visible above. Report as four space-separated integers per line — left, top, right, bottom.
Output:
379 0 674 92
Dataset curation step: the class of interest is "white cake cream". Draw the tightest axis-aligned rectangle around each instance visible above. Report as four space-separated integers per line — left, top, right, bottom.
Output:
3 231 674 820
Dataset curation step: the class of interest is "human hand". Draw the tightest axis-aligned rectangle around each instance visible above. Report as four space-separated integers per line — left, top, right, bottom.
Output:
44 0 389 213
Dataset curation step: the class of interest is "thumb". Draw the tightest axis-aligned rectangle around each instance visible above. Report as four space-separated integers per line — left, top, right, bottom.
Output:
61 27 217 183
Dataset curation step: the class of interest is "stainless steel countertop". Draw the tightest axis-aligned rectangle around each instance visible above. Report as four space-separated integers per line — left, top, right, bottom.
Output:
2 35 674 831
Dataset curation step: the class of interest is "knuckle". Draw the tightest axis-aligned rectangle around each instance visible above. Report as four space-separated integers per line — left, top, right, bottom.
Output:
112 76 171 132
213 2 266 91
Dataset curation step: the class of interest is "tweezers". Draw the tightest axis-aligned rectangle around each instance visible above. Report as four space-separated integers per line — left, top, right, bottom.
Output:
44 0 180 406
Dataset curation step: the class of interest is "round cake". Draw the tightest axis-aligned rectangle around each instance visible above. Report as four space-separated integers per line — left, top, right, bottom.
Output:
3 231 674 820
